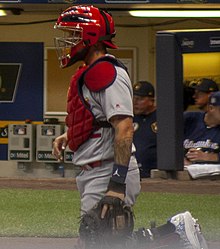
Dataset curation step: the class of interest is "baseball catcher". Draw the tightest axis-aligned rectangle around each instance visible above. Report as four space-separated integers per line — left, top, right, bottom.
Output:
52 4 140 247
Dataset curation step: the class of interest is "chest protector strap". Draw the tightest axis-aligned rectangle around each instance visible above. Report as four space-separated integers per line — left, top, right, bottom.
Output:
66 56 128 152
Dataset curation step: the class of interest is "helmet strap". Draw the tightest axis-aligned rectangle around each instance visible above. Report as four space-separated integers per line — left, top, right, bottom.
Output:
98 34 115 43
83 39 90 46
99 10 115 44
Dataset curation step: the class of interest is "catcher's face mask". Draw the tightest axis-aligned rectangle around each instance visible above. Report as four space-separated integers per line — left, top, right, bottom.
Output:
54 26 83 68
54 5 117 68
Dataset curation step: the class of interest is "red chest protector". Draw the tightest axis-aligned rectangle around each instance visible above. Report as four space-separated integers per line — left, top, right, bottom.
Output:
66 56 127 152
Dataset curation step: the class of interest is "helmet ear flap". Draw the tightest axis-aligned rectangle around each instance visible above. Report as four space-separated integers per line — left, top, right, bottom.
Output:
99 10 111 36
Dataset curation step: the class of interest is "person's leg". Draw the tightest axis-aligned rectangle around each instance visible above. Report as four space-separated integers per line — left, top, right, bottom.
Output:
134 211 208 249
76 162 113 214
77 156 141 213
134 221 179 248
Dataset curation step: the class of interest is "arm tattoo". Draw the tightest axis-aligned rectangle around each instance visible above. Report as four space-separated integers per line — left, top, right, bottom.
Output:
114 137 132 166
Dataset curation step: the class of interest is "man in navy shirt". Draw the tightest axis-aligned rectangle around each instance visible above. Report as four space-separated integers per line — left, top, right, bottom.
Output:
184 91 220 165
133 81 157 178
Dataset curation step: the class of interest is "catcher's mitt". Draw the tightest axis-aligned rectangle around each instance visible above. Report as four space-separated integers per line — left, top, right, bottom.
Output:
79 196 134 249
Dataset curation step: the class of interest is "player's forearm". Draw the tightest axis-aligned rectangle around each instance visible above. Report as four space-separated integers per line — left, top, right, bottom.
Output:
107 116 133 189
114 137 133 166
111 116 134 166
186 148 220 163
198 152 219 162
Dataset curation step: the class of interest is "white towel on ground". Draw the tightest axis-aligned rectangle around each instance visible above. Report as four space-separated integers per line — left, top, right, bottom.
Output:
185 164 220 179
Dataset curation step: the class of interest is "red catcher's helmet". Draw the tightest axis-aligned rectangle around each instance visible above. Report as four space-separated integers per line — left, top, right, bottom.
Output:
54 5 117 68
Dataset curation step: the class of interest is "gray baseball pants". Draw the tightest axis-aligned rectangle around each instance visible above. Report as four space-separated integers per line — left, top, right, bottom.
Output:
76 155 141 214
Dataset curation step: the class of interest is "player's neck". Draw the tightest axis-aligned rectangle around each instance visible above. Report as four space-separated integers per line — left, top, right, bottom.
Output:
204 112 219 128
84 43 107 65
143 106 156 115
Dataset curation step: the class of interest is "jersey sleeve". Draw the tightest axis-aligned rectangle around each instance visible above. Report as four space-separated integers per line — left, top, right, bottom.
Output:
99 66 133 121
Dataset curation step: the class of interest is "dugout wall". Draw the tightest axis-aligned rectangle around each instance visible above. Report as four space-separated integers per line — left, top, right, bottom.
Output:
0 42 44 160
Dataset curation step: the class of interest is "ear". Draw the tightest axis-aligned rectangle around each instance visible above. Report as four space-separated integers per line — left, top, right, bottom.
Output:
208 105 214 112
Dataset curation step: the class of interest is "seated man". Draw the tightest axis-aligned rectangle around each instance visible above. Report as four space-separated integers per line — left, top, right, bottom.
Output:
184 91 220 178
133 81 157 178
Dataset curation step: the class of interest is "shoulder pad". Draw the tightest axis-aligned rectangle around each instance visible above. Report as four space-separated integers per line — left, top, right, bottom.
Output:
84 61 117 92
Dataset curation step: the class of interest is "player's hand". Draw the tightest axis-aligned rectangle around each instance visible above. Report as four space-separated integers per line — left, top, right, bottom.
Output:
184 157 191 166
101 190 125 219
52 132 68 161
186 148 218 163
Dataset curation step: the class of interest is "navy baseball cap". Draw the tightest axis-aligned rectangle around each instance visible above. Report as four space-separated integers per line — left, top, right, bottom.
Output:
133 81 155 97
192 78 219 93
209 91 220 106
